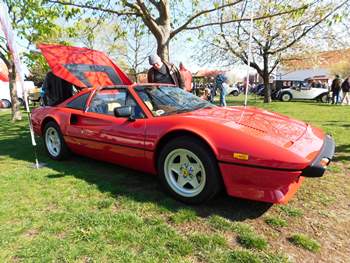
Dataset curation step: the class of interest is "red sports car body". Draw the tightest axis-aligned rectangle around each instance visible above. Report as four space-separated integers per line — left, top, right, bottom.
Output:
31 45 335 204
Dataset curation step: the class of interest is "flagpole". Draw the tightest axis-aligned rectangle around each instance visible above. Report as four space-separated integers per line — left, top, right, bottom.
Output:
244 3 254 107
0 2 43 169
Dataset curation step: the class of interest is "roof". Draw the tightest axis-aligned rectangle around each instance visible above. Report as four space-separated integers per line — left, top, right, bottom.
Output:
278 68 329 81
281 49 350 71
194 69 226 78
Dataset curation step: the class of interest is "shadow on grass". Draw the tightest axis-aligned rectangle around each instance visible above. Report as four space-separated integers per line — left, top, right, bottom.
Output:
0 116 271 221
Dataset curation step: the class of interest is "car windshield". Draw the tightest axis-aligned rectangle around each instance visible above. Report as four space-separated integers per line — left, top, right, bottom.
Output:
135 85 215 116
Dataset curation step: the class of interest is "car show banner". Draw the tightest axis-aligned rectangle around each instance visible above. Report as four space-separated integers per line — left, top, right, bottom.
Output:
0 2 41 168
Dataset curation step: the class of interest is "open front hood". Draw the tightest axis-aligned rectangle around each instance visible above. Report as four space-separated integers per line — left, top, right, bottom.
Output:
38 44 132 88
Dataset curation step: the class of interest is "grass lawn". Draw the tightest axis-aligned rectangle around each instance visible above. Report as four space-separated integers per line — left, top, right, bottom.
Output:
0 95 349 262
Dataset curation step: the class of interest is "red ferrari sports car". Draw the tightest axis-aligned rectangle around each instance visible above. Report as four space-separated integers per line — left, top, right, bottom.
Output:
31 44 335 204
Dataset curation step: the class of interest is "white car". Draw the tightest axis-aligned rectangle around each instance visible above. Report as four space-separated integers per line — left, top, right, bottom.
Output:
277 86 329 103
0 80 35 108
227 85 240 96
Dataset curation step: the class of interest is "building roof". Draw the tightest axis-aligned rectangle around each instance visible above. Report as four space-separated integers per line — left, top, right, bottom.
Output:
278 68 329 81
281 49 350 71
194 69 226 78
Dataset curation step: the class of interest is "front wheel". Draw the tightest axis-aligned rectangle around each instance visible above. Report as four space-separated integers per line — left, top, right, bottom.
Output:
44 121 70 160
158 137 221 204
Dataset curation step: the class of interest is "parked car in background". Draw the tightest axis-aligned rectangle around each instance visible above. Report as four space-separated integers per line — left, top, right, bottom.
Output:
0 80 36 108
227 84 240 96
277 85 329 102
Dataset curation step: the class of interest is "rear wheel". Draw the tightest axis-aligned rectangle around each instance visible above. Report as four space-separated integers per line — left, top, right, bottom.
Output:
280 92 292 102
319 93 328 103
44 121 70 160
158 137 221 204
232 90 239 96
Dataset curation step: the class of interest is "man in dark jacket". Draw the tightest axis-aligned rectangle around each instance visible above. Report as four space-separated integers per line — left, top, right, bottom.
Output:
331 75 341 104
147 54 184 89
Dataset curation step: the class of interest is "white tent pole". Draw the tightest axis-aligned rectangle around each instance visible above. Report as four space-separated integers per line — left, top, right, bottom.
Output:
244 3 254 107
0 2 40 169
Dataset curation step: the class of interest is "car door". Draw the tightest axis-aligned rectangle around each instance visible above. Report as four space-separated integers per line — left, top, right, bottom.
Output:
65 87 147 169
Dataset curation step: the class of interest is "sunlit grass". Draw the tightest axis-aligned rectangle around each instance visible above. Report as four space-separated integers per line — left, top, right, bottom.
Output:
0 96 349 262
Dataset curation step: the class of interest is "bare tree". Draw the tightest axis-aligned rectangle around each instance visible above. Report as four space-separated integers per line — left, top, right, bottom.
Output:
197 0 349 102
121 19 155 81
48 0 310 61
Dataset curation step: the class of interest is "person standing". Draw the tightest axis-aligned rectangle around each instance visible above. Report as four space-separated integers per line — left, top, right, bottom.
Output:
331 75 341 104
216 74 227 107
341 76 350 105
147 54 184 89
179 62 192 92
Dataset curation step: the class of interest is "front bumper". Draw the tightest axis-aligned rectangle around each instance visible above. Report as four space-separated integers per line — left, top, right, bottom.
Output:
301 135 335 177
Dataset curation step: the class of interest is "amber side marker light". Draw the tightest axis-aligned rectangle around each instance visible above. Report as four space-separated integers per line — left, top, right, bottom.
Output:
233 153 249 160
320 158 330 168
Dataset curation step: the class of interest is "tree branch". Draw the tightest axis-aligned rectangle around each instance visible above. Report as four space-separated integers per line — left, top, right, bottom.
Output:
171 0 244 38
47 0 139 16
270 0 349 55
0 49 10 69
178 4 310 32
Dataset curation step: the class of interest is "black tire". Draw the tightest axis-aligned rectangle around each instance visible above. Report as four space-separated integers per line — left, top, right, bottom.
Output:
1 99 11 108
280 92 292 102
232 90 239 96
158 136 222 204
319 93 328 103
43 121 71 160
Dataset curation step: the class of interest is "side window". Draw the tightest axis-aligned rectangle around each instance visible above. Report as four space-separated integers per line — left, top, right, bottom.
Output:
125 93 145 119
88 89 126 115
66 93 89 110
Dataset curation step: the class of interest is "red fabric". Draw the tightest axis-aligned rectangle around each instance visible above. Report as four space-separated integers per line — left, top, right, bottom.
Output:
38 44 132 88
0 72 9 82
179 67 192 92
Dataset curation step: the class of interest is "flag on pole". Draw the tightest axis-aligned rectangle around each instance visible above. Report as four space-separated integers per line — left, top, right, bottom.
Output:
0 2 41 168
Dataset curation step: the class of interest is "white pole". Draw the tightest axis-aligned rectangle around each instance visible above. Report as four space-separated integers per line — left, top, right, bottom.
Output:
0 2 40 168
244 6 254 107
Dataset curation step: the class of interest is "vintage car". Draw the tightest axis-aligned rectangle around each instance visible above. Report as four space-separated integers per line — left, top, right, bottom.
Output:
31 44 335 205
277 85 329 102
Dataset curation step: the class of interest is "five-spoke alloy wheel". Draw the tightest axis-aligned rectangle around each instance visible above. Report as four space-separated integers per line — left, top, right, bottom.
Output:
158 136 221 204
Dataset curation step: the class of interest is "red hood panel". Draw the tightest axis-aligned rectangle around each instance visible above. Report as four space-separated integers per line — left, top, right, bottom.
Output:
185 106 307 147
38 44 132 88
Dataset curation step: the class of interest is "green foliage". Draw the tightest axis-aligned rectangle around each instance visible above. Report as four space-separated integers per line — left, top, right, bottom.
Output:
189 233 227 250
265 216 288 228
288 234 321 252
237 232 268 250
208 215 233 231
169 208 197 224
227 250 262 263
278 206 303 217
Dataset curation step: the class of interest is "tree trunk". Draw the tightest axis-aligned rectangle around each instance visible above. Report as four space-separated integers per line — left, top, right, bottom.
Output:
263 73 272 103
8 57 22 121
156 37 170 61
262 55 271 103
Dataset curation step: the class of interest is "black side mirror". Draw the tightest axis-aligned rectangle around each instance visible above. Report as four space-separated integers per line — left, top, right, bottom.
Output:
114 106 135 121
